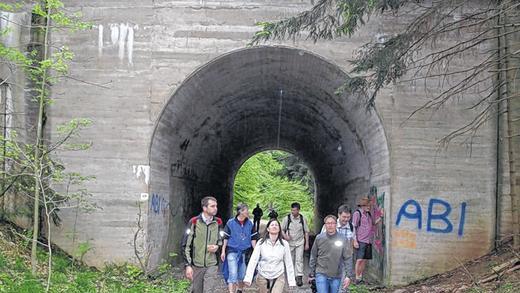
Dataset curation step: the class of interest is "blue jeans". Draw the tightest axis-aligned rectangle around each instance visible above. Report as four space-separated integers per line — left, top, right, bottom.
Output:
316 273 341 293
226 251 246 284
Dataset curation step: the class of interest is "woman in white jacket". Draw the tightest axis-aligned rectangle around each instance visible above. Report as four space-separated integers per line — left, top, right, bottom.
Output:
244 218 296 293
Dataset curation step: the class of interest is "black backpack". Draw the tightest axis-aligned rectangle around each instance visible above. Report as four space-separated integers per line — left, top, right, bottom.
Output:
285 214 306 233
354 209 372 231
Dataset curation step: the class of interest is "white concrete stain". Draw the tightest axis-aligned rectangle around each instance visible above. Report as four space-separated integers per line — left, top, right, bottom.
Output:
118 23 128 61
133 165 150 185
127 26 134 65
101 23 136 65
98 24 104 56
110 23 119 45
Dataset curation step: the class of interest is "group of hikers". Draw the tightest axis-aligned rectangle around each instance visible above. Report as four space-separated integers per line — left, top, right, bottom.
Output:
181 196 383 293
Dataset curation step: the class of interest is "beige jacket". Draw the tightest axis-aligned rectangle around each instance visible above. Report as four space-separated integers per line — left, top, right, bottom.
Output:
244 238 296 286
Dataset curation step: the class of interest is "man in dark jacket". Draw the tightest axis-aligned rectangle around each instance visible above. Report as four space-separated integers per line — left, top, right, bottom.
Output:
252 203 263 232
181 196 223 293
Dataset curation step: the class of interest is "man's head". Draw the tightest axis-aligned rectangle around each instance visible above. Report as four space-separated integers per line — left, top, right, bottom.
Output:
256 203 260 208
201 196 218 217
324 215 337 235
358 197 370 212
236 203 249 218
337 204 351 226
291 202 301 217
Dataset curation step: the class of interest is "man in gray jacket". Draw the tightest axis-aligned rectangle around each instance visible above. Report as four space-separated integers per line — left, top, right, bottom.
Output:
309 215 354 293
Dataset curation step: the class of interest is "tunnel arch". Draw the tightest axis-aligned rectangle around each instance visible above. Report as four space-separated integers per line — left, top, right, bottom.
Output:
148 46 391 276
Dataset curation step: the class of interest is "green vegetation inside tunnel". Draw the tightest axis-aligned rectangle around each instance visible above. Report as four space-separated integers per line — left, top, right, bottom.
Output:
232 150 316 229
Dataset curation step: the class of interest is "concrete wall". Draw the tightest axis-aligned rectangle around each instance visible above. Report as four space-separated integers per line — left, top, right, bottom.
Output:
18 0 510 285
0 10 34 228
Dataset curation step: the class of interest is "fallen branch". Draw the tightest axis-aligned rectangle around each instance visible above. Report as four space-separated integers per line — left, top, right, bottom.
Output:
505 264 520 274
491 257 519 274
479 258 520 284
455 257 479 287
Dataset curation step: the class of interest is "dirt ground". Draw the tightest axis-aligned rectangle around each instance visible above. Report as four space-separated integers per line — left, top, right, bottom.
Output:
377 241 519 293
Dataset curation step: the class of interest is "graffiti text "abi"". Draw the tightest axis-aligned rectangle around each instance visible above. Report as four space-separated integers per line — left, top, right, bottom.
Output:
395 198 467 236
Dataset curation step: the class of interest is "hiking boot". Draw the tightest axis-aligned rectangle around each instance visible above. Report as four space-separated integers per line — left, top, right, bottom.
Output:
296 276 303 287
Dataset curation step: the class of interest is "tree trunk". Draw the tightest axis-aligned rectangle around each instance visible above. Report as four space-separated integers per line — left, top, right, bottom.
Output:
31 1 51 275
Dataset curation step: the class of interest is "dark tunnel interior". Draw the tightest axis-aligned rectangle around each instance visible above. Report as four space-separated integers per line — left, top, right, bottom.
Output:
149 46 390 264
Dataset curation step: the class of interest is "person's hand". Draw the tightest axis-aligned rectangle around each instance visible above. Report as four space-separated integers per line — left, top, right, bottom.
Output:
380 208 384 218
207 244 218 253
244 281 251 287
304 243 310 251
185 266 193 281
220 251 226 262
343 277 351 288
353 240 359 249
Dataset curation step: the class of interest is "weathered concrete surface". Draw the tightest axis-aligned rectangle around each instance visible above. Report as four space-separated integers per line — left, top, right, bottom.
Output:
2 0 506 286
0 10 34 228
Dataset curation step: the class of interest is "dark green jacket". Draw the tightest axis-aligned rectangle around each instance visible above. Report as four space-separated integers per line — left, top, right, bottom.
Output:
181 214 223 267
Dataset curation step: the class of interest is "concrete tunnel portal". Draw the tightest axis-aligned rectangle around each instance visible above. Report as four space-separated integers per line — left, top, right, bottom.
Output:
149 46 391 271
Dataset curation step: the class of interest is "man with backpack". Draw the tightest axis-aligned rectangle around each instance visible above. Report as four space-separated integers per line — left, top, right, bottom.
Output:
181 196 223 293
352 197 383 284
268 207 278 220
281 202 309 287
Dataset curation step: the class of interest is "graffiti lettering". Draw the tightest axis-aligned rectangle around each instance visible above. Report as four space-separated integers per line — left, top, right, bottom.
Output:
396 199 422 229
369 186 385 256
427 198 452 234
150 193 170 217
396 198 467 236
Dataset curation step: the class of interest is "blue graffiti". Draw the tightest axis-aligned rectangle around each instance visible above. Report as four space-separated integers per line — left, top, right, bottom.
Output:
396 198 467 236
396 199 422 229
458 202 467 237
427 198 453 233
150 193 170 216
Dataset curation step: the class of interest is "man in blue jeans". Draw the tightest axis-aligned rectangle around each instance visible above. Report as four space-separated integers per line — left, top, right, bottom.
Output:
221 203 258 293
309 215 353 293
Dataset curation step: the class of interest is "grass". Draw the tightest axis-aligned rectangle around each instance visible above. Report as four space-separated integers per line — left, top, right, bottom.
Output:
0 223 190 293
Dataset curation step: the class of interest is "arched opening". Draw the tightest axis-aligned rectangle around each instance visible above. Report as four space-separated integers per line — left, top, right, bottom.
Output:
148 46 391 281
232 150 317 231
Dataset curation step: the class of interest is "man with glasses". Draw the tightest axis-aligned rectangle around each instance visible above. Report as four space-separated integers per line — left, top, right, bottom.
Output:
309 215 353 292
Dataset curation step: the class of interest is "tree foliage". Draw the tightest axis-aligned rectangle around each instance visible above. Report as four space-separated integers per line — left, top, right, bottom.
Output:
233 151 315 228
252 0 519 144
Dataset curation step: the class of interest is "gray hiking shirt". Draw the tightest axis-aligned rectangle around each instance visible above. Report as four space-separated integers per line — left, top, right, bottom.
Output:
309 232 353 279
